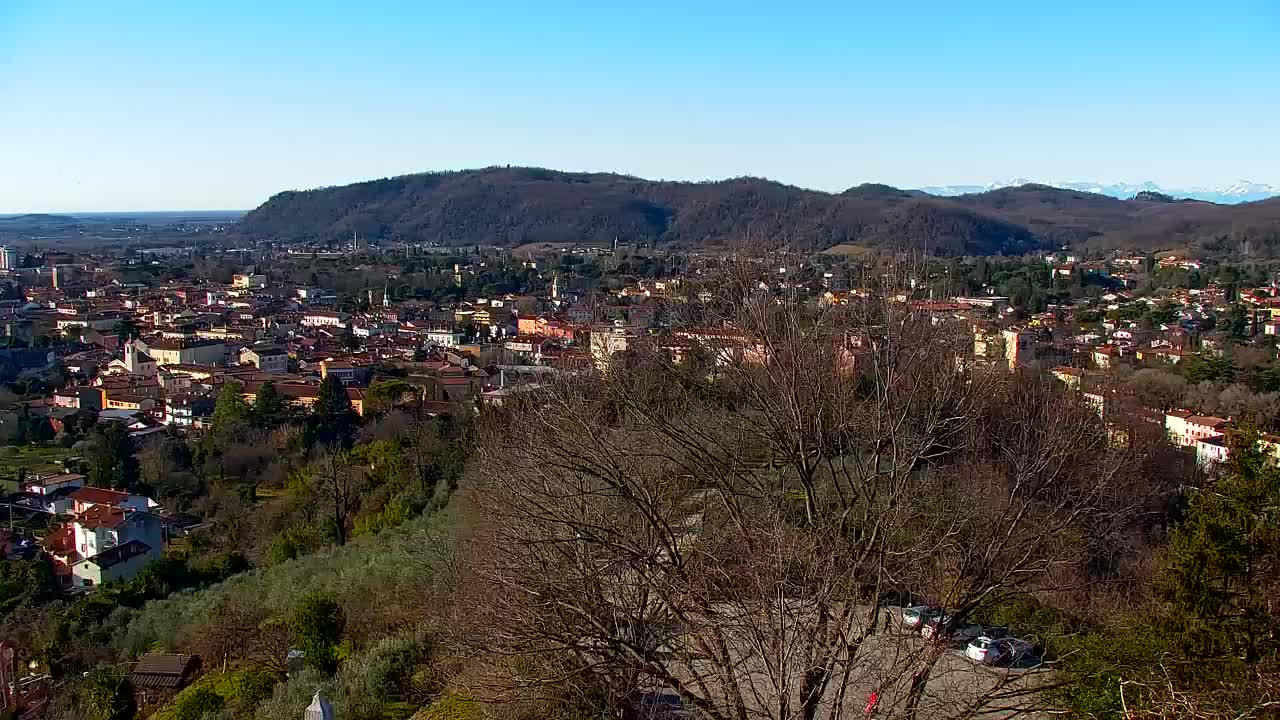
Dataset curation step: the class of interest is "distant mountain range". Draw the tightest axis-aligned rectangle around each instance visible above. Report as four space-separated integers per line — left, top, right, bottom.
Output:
236 167 1280 257
916 180 1280 204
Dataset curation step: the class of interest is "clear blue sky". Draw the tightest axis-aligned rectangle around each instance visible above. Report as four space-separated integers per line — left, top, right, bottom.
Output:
1 0 1277 212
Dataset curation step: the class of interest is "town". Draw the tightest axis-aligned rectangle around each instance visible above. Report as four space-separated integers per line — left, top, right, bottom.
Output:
0 238 1275 718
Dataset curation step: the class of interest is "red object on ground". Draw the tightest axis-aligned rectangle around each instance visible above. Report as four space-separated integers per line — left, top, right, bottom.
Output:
864 690 880 715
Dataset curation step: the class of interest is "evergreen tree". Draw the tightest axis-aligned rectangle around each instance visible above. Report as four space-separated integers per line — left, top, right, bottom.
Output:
250 380 288 428
315 374 352 417
1159 425 1280 665
212 380 250 434
290 591 345 676
88 421 139 490
339 325 360 351
308 375 356 448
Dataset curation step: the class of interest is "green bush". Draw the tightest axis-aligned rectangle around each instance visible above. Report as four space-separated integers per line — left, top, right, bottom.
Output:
168 683 223 720
270 522 333 564
253 634 435 720
1051 623 1174 718
416 694 481 720
291 592 345 676
151 670 280 720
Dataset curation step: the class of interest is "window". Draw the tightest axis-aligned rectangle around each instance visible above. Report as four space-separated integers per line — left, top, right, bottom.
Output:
83 579 93 587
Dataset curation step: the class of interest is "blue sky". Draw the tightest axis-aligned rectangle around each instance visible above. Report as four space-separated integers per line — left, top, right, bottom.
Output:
1 0 1277 211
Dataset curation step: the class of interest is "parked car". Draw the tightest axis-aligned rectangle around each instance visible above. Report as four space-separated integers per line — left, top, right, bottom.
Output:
966 636 1037 666
900 606 942 630
922 620 982 643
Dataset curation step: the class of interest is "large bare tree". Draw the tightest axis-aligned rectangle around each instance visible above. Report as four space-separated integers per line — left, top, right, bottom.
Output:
454 267 1147 719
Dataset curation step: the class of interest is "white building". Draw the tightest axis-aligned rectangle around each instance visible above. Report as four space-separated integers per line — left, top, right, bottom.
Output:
22 473 85 496
1002 329 1035 370
302 311 348 328
426 329 464 348
1196 435 1230 466
241 345 289 373
0 246 17 271
70 486 159 515
1165 411 1230 448
138 338 228 367
69 506 164 589
591 322 635 371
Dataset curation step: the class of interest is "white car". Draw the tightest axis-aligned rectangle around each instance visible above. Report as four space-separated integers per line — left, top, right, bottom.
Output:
900 606 942 630
966 636 1035 666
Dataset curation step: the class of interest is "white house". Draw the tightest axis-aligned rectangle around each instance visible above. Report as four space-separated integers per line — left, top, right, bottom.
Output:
22 473 85 497
1196 435 1231 466
69 507 164 589
70 486 159 515
1165 411 1230 448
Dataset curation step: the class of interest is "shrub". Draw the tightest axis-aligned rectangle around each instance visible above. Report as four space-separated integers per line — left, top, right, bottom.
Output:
291 592 345 676
168 684 223 720
415 694 481 720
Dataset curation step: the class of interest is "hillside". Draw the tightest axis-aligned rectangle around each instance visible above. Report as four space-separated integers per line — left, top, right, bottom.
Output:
0 213 81 229
237 167 1280 256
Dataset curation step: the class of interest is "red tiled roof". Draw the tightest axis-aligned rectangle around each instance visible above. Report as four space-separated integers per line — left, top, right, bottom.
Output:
41 524 75 554
76 505 128 530
71 486 130 506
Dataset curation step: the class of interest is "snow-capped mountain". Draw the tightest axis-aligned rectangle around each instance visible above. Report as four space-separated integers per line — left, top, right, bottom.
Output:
916 179 1280 204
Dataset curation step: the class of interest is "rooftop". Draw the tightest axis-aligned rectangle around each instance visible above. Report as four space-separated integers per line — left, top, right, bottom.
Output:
82 539 152 569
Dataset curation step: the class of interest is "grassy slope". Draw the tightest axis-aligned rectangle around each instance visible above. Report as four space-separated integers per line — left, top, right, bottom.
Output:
109 508 457 659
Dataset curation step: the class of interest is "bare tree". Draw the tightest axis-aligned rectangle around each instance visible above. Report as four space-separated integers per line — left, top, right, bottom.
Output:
454 264 1146 719
313 448 365 546
175 595 292 677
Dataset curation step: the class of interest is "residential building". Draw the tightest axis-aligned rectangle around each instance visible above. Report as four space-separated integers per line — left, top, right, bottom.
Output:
1165 411 1230 447
70 486 158 514
240 345 289 373
1196 434 1230 466
590 322 635 371
426 329 464 348
1050 366 1085 390
232 273 267 289
69 506 164 589
105 394 157 412
1198 435 1228 461
22 473 85 497
163 394 215 428
139 338 227 367
301 311 347 328
240 381 366 416
320 359 363 384
1002 329 1035 369
1092 345 1118 369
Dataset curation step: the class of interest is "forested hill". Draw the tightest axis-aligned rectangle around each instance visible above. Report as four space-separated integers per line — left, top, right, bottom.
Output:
237 167 1280 256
